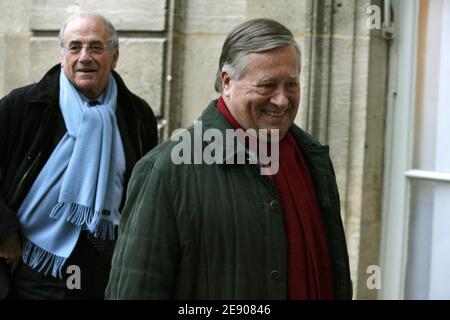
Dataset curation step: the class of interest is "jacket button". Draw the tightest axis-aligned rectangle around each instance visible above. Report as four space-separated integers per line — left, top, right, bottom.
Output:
270 200 278 210
271 270 280 280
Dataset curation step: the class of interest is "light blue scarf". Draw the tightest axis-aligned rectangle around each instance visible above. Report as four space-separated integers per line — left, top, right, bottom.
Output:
17 70 125 278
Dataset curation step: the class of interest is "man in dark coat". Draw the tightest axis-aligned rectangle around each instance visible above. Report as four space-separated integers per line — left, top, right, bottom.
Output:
0 12 158 299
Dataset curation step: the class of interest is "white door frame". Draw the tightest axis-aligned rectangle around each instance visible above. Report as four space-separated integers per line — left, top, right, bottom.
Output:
379 0 420 300
380 0 450 299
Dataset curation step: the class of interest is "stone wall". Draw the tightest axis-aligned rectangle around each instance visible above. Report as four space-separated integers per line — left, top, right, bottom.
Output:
0 0 167 119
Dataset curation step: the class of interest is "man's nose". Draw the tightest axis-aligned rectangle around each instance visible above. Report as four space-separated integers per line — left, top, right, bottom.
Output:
270 88 289 108
78 47 92 62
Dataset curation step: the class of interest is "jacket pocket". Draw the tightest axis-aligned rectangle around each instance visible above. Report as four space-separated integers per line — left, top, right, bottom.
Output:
7 152 42 209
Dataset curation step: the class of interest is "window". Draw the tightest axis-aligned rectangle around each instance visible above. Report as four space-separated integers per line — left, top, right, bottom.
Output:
381 0 450 299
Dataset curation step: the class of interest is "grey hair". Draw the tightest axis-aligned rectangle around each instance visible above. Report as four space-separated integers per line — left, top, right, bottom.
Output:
215 18 301 93
58 12 119 54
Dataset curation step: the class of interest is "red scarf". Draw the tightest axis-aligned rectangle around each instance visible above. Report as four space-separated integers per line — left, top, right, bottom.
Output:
217 97 334 299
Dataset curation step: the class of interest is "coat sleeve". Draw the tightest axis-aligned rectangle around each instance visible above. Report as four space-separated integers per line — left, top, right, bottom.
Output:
141 101 158 153
0 93 21 245
145 104 158 151
105 155 180 299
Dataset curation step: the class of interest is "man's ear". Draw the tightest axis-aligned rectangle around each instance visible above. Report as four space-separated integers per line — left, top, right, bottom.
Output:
221 70 232 97
112 49 119 69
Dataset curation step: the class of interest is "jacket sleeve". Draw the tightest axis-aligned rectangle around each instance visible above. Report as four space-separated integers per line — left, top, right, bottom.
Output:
327 157 353 299
0 94 21 245
105 155 180 299
141 99 159 153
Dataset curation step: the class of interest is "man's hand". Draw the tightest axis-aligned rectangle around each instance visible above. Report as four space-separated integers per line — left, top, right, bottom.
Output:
0 232 21 274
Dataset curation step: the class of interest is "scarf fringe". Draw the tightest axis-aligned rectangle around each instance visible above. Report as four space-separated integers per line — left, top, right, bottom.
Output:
50 201 101 227
91 218 116 240
50 202 116 240
22 238 66 279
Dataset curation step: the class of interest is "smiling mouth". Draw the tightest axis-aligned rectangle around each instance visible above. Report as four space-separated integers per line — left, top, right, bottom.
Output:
261 109 288 118
77 69 97 73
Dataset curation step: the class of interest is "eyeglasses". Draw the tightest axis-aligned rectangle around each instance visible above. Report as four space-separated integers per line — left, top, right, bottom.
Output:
65 41 109 54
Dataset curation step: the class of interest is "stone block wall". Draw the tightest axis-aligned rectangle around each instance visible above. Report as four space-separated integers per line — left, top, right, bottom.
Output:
0 0 167 119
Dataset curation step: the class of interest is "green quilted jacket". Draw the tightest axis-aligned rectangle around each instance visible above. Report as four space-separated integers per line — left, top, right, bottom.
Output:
105 99 352 300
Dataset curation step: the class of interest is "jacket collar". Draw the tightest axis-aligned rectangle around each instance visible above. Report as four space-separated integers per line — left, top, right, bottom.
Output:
27 64 61 105
197 99 246 163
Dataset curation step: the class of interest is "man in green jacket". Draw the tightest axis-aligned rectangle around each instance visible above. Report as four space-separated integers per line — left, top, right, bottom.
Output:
106 18 352 300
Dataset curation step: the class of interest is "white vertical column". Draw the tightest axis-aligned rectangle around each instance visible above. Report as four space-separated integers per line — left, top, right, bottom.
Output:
429 0 450 299
379 0 420 299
